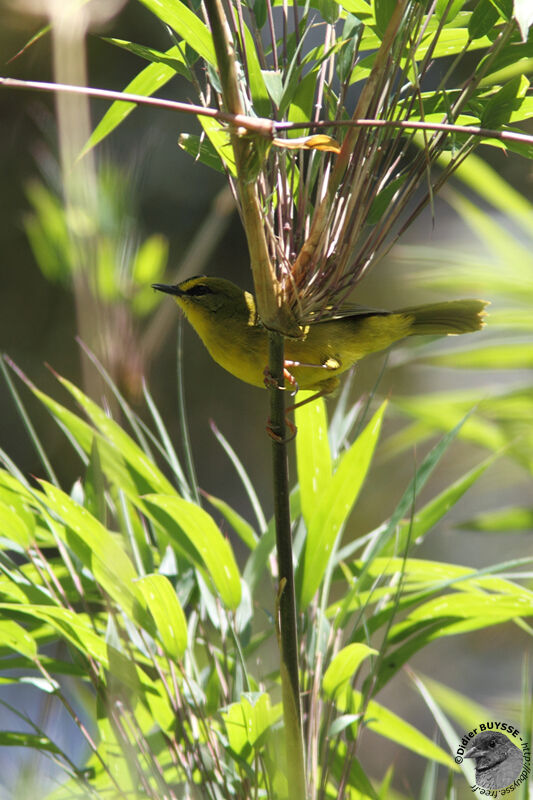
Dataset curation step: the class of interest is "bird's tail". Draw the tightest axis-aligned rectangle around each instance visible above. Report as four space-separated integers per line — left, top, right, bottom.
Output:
400 299 489 335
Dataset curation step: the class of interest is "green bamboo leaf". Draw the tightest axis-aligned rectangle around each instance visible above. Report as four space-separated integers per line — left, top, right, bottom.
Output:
368 175 408 225
352 410 476 595
84 437 106 523
295 394 332 529
457 506 533 532
323 643 377 700
371 621 455 696
132 234 168 286
410 672 477 790
287 70 319 137
436 27 493 57
380 455 495 556
237 14 270 116
490 0 513 21
360 558 530 597
479 131 533 160
0 500 34 548
0 620 37 659
330 743 381 799
468 0 499 39
56 375 178 495
178 133 225 173
31 383 142 495
299 402 386 607
199 116 237 176
411 189 533 277
424 342 533 369
392 395 506 452
444 152 533 221
316 0 339 24
0 732 61 752
374 0 397 39
222 693 282 753
390 591 533 641
510 95 533 123
82 47 185 156
138 0 216 65
203 492 259 550
136 574 187 660
3 676 59 693
334 555 533 637
261 70 283 106
143 495 241 609
252 0 267 28
0 604 111 666
336 15 363 84
332 0 373 16
435 0 465 21
481 75 528 128
339 688 457 768
416 674 491 733
103 38 192 76
38 481 151 630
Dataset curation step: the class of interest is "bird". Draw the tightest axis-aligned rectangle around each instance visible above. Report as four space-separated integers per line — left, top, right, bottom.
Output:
153 276 487 397
465 730 524 789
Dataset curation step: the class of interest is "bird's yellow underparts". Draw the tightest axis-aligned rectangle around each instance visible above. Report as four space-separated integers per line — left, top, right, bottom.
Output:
153 276 488 396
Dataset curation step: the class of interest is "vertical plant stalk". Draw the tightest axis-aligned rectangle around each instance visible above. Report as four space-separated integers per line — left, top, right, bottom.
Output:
203 0 300 337
269 332 306 800
50 4 102 401
203 0 306 793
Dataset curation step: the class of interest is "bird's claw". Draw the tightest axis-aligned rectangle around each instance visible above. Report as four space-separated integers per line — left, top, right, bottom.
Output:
263 365 299 395
266 416 297 443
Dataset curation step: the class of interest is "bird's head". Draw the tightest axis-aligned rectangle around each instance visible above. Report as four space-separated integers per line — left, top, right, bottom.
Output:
465 731 520 770
153 276 258 327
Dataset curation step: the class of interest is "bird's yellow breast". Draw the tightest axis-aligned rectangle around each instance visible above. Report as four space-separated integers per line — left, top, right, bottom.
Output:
179 298 413 390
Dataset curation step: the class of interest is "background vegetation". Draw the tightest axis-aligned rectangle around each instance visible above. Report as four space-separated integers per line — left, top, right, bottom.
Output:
0 1 532 798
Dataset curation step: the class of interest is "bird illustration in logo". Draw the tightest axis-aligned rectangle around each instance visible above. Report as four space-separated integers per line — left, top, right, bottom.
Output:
465 731 524 789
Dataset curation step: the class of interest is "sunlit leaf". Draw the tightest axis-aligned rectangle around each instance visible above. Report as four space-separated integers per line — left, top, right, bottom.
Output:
295 394 332 529
136 573 188 659
323 643 377 699
222 693 282 754
299 402 386 606
38 481 151 631
337 687 457 768
0 620 37 659
178 132 226 173
143 495 241 609
82 47 186 155
138 0 216 65
203 492 258 550
423 343 533 369
457 506 533 532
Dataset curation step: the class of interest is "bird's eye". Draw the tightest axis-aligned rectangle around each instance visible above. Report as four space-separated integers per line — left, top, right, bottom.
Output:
186 284 213 297
489 739 496 748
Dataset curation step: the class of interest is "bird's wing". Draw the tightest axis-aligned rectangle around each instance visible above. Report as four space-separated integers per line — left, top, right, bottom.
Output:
302 303 390 323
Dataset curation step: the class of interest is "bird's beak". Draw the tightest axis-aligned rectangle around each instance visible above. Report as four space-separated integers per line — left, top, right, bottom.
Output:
152 283 184 296
465 746 483 759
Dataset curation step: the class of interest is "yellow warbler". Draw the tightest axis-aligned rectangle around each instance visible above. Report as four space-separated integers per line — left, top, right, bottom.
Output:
153 276 487 395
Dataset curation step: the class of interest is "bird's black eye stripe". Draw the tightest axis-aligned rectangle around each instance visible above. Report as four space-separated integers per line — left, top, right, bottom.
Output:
186 284 213 297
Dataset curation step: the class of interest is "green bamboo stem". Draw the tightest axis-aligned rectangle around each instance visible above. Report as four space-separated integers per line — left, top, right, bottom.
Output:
268 331 307 800
201 1 306 791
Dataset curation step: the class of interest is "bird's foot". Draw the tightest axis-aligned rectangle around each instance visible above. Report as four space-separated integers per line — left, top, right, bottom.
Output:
266 416 297 443
263 365 299 395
